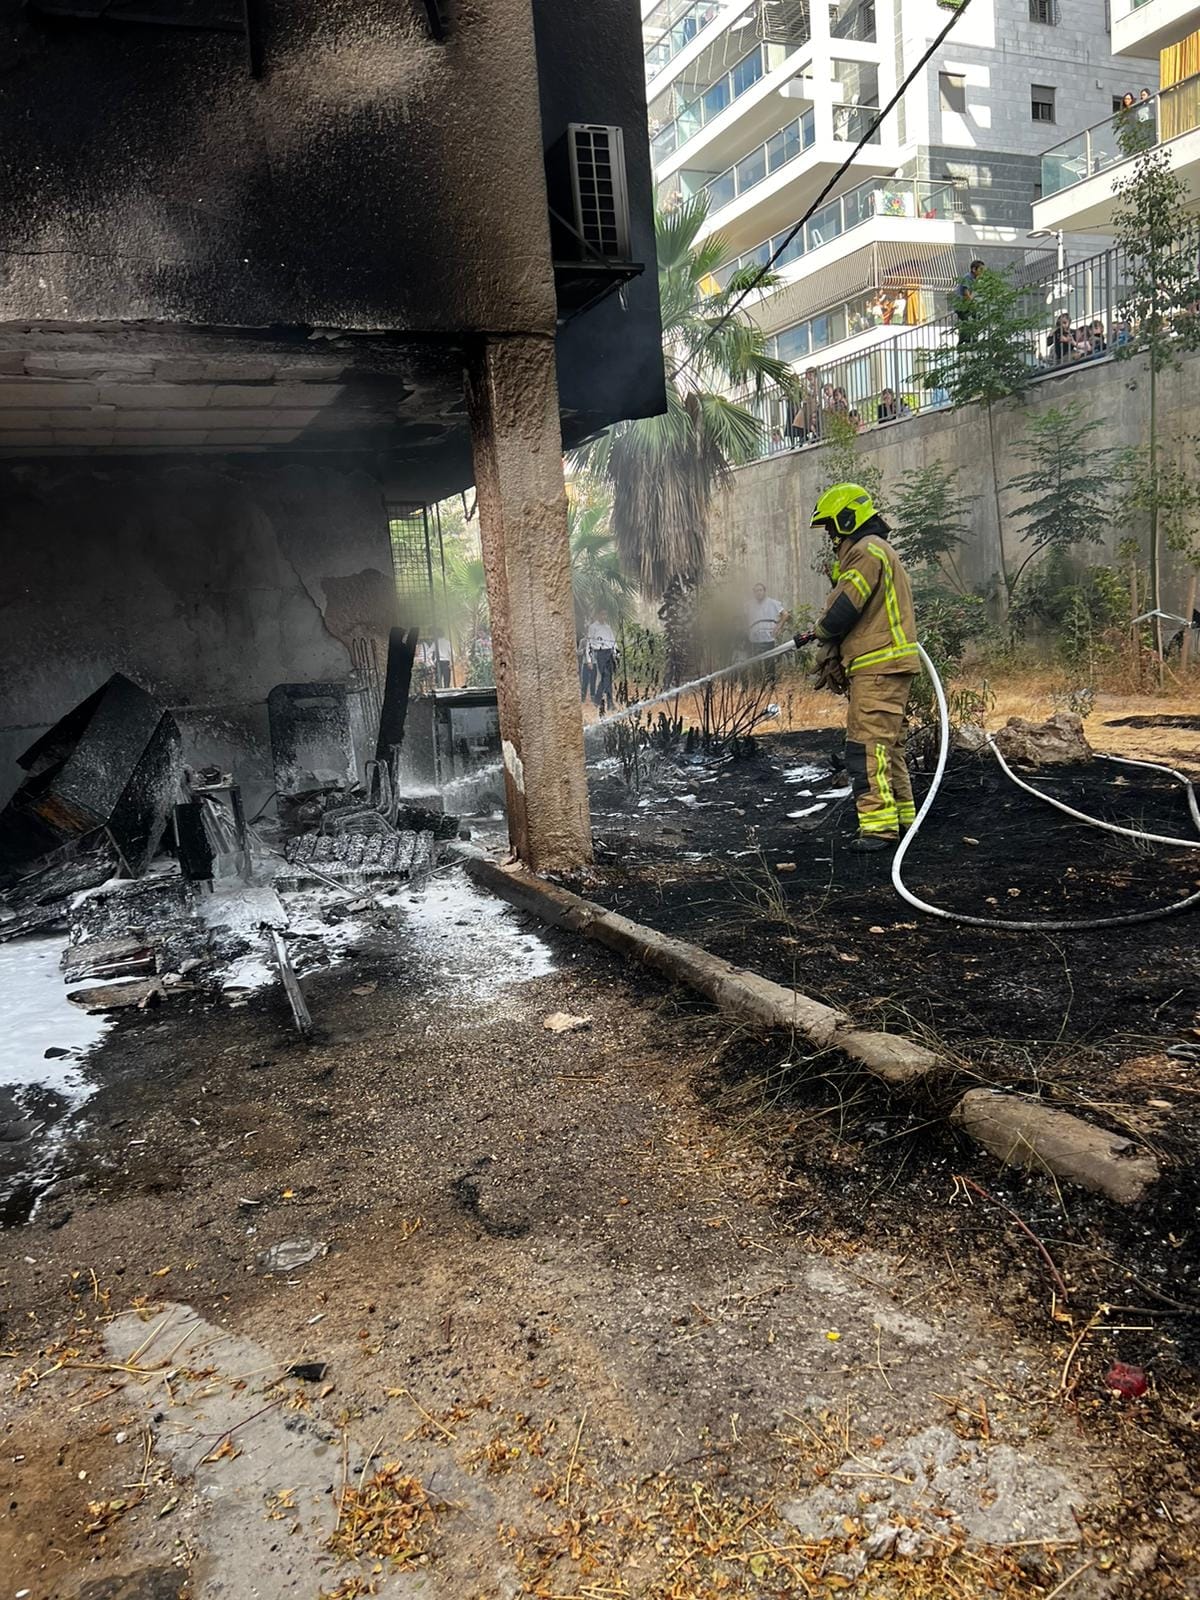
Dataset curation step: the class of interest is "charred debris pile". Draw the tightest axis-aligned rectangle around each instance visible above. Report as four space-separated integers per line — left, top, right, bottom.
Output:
0 673 459 1038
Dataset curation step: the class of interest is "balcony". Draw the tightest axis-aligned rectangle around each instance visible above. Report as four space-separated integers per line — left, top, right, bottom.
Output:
713 177 959 287
649 42 775 162
700 102 885 208
1111 0 1200 60
644 0 724 84
1035 75 1200 231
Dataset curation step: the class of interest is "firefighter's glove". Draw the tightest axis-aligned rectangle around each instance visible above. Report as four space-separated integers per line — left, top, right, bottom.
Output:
811 639 847 695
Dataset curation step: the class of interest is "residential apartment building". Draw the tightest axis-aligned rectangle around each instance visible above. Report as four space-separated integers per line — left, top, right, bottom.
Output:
1033 0 1200 233
643 0 1144 398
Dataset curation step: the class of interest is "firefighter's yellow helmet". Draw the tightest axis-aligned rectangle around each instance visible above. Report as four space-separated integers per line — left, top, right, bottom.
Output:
810 482 875 538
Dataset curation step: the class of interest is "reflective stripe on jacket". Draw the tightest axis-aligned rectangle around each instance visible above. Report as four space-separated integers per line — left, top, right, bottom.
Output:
813 531 918 675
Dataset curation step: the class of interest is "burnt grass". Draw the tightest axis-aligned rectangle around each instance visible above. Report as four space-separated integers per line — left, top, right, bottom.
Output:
562 728 1200 1383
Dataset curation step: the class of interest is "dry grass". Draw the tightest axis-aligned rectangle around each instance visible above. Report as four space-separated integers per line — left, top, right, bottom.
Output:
587 660 1200 768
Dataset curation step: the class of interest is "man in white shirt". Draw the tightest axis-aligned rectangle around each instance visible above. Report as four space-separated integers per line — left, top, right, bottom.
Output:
584 613 618 710
745 584 788 685
746 584 787 653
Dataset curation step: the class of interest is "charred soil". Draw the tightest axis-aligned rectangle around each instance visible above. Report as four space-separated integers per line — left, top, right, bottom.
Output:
564 729 1200 1372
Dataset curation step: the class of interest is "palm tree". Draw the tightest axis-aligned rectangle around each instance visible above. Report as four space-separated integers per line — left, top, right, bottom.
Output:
577 195 795 683
568 490 635 635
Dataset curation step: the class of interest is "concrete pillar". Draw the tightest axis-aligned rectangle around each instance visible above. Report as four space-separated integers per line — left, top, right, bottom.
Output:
465 334 592 872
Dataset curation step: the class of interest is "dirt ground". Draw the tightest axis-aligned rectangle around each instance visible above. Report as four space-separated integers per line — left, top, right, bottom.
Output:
2 862 1199 1600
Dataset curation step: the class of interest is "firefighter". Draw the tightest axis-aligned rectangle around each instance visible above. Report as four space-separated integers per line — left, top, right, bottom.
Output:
799 483 919 853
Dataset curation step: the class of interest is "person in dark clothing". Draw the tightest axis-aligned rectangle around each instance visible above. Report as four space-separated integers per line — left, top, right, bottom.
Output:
875 387 909 423
1049 311 1073 365
954 259 985 346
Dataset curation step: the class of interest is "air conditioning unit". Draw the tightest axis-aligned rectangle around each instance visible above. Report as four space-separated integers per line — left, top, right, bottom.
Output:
546 123 643 319
558 123 632 263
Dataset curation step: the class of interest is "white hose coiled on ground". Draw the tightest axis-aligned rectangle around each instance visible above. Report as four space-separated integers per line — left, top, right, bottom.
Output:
892 644 1200 931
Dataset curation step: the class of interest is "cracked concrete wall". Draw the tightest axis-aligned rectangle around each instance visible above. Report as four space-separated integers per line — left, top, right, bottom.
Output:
0 456 395 810
0 0 557 335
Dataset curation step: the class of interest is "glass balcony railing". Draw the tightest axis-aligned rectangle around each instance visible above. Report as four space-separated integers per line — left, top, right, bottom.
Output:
649 44 774 162
1041 75 1200 197
699 102 882 215
701 112 817 209
713 177 957 288
644 0 723 81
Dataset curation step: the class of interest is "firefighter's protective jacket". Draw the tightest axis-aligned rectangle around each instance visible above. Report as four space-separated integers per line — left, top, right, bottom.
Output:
813 526 918 675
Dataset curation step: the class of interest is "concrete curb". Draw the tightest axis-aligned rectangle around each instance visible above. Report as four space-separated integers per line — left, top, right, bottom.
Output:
458 849 940 1086
952 1088 1160 1205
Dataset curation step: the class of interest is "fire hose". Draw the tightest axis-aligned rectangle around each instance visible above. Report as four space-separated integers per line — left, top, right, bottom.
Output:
894 642 1200 932
591 629 1200 931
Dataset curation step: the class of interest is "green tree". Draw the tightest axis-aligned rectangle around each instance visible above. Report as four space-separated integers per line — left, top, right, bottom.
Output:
1111 119 1200 668
820 411 884 515
567 490 636 635
927 267 1043 611
1113 440 1200 667
577 196 796 683
890 461 973 592
1004 403 1114 604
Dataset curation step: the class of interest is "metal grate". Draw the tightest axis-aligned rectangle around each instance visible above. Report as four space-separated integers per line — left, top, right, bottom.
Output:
757 0 811 44
388 506 435 624
567 125 631 260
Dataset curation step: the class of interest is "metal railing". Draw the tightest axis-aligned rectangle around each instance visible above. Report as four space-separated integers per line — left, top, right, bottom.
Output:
737 239 1162 456
714 176 958 287
831 0 876 40
650 43 775 162
644 0 723 81
1041 75 1200 197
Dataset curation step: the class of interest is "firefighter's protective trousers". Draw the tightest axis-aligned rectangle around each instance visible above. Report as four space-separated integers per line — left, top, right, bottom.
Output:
812 527 919 839
845 671 917 837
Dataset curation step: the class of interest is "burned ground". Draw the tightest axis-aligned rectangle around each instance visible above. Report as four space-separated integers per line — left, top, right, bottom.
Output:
561 728 1200 1367
2 877 1199 1599
576 728 1200 1061
3 721 1200 1597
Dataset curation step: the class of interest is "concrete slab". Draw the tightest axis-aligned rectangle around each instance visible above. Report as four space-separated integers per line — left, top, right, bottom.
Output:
103 1302 476 1600
0 380 98 407
953 1088 1161 1204
97 384 217 409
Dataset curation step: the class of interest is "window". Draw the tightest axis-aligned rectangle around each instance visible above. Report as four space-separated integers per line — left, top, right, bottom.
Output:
776 324 811 363
939 72 966 114
1031 84 1056 123
1029 0 1056 22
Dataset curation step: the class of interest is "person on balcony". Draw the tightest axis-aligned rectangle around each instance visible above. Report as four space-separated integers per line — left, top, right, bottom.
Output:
876 388 910 423
1049 311 1073 366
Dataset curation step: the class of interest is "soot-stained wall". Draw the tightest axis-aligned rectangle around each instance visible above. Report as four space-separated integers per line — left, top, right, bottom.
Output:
0 0 557 336
0 456 397 810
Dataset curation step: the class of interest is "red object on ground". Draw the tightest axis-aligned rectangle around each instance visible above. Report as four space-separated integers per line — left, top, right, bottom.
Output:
1105 1361 1148 1397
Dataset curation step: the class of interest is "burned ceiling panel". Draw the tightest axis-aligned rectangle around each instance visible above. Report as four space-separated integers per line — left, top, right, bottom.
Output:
0 326 477 497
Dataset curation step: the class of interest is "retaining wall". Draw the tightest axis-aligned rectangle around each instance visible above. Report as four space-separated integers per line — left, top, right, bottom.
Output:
708 349 1200 621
